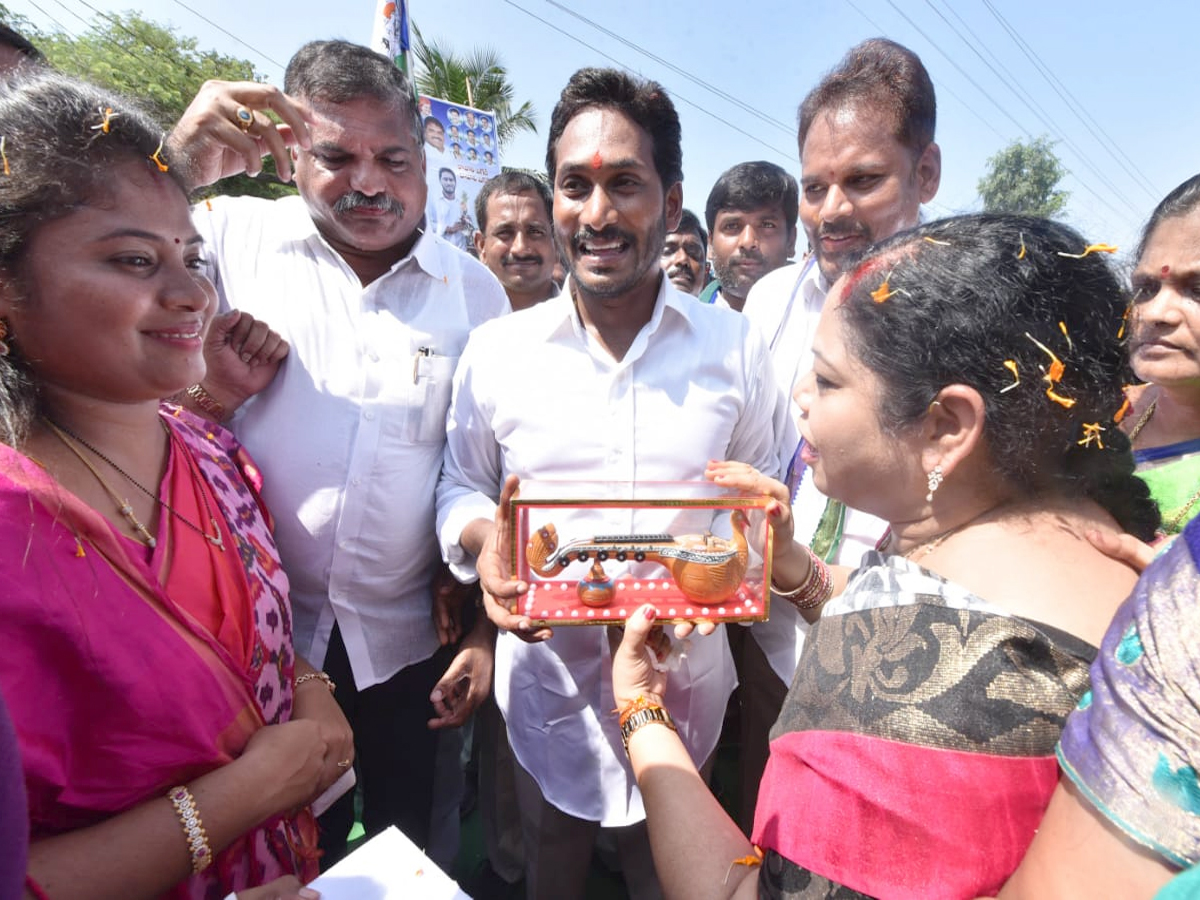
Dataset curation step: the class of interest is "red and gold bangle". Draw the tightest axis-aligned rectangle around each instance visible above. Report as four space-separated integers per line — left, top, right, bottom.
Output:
167 784 213 873
771 548 834 610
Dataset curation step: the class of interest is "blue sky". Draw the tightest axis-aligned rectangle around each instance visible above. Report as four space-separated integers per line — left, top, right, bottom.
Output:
13 0 1194 260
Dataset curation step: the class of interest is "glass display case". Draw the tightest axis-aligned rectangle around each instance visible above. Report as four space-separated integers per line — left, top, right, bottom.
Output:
509 480 773 626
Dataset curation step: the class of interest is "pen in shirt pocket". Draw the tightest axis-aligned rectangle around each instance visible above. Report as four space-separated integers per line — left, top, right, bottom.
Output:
413 346 434 383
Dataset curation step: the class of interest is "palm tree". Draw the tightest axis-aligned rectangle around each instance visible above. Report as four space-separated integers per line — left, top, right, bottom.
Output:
410 24 537 151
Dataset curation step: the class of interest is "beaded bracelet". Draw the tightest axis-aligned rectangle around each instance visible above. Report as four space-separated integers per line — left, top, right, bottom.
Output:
770 548 834 610
294 671 336 694
167 784 213 873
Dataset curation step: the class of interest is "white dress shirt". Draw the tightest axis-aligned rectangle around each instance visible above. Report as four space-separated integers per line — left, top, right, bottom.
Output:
742 259 888 683
436 276 790 825
196 195 510 689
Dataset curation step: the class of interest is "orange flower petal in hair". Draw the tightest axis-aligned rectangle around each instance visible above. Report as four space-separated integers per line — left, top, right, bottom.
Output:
871 278 896 304
1113 390 1132 424
1 136 9 176
149 136 169 173
922 236 951 246
1025 331 1076 408
1000 359 1021 393
1117 305 1131 340
1017 233 1027 260
1077 422 1106 449
1057 243 1118 259
91 106 118 135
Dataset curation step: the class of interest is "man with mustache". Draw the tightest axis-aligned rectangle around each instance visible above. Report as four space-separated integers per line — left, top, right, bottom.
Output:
659 208 708 296
734 36 942 832
167 40 510 866
474 171 558 310
437 67 790 898
699 161 798 310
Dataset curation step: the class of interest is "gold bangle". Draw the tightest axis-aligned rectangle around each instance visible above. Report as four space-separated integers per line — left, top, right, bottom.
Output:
167 785 213 873
184 382 226 421
294 671 336 694
620 705 676 753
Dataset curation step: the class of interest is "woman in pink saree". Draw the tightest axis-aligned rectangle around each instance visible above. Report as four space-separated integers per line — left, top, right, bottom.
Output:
0 73 351 899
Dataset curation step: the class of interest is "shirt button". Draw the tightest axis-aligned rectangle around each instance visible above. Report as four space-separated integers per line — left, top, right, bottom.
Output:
369 352 380 362
352 478 362 486
364 411 375 420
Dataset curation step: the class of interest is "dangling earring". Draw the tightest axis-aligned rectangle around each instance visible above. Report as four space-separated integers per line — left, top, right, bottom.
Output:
925 464 944 502
0 318 9 357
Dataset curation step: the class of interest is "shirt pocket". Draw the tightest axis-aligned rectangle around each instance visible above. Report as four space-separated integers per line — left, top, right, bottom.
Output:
407 353 459 443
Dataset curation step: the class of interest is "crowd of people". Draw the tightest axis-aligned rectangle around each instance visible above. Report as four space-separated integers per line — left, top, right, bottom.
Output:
0 17 1197 900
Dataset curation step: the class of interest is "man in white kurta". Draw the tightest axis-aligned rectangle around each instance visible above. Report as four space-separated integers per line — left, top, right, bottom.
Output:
437 66 790 899
737 40 943 840
438 275 788 893
170 40 510 865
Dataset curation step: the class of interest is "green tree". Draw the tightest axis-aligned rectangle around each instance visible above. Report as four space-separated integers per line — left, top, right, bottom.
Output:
411 24 536 151
31 10 292 199
978 136 1069 218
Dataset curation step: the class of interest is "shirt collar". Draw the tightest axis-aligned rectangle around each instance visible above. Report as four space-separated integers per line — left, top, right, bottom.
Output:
281 197 445 282
542 271 699 343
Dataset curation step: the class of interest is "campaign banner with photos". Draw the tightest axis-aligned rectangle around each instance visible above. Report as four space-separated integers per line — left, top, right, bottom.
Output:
419 95 501 254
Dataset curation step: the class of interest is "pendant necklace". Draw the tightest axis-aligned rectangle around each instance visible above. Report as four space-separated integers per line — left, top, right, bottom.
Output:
43 417 225 551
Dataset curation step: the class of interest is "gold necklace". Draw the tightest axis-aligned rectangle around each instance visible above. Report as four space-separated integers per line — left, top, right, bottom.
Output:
45 420 158 547
1164 487 1200 533
43 418 224 551
1128 397 1157 444
1124 396 1200 532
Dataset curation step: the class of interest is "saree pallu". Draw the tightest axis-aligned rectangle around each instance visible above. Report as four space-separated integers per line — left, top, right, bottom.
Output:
751 555 1096 900
1057 516 1200 869
1 406 317 898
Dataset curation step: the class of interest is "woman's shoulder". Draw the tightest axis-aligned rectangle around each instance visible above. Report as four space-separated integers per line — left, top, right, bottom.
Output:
941 518 1138 647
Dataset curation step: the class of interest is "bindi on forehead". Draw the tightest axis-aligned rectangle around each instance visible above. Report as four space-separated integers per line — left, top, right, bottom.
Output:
591 151 603 170
1162 265 1170 277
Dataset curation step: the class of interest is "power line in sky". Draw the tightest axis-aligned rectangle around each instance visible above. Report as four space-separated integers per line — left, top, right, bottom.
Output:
980 0 1161 203
499 0 796 162
540 0 795 137
169 0 285 74
920 0 1142 219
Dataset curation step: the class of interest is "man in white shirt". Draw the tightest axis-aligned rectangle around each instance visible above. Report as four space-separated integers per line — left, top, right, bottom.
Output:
473 171 559 311
737 37 943 826
167 40 510 865
697 161 798 311
437 67 790 899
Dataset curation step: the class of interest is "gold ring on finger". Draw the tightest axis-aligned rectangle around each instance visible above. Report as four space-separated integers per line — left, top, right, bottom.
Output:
234 106 254 133
336 758 352 769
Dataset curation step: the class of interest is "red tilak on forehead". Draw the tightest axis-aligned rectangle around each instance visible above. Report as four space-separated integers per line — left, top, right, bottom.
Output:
591 151 603 169
1162 265 1170 277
